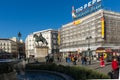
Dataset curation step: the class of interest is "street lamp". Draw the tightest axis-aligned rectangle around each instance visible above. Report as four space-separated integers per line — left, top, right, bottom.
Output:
86 36 92 51
86 36 92 64
18 32 22 59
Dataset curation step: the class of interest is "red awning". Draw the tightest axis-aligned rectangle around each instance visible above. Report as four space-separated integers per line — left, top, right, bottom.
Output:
96 47 112 53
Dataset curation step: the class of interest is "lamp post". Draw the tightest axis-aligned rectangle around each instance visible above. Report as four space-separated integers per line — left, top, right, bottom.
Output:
86 36 92 64
18 32 22 59
86 36 92 50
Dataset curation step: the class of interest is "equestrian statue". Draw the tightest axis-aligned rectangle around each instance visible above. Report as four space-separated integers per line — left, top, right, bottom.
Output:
33 33 48 46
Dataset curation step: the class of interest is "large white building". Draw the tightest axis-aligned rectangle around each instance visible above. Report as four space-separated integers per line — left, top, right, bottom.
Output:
25 29 58 58
60 9 120 57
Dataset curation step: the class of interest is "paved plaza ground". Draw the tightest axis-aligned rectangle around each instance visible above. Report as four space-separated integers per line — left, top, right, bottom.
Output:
28 58 114 75
27 58 120 79
55 60 113 75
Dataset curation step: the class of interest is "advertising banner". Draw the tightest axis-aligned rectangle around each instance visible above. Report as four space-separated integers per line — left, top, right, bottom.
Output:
101 17 105 38
72 0 102 20
73 19 81 25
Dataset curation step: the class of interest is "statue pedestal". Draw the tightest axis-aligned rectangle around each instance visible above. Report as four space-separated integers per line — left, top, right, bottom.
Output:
34 46 48 62
35 46 48 62
35 46 48 57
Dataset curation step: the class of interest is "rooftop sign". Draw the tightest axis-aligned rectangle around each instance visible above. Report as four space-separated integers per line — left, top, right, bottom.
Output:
72 0 102 20
73 20 81 25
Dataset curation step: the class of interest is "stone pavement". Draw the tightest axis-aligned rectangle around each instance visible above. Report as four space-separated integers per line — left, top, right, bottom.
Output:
55 60 113 75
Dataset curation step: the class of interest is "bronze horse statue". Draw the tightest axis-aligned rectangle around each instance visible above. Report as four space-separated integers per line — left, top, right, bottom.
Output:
33 33 48 46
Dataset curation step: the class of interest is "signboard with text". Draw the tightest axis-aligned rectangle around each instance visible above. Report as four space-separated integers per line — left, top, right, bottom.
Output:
72 0 102 20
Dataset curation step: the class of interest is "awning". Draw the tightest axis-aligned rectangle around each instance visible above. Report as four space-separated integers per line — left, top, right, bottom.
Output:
96 47 112 53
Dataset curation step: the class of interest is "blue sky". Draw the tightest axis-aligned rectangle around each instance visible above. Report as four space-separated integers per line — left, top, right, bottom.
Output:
0 0 120 41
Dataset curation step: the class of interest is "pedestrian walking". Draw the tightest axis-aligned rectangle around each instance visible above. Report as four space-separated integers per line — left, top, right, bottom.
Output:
116 55 120 65
81 56 84 65
74 56 77 65
87 57 91 65
45 55 49 63
77 55 81 62
66 56 71 65
84 56 87 65
100 55 105 67
111 58 119 79
57 54 60 62
71 56 75 65
59 54 62 62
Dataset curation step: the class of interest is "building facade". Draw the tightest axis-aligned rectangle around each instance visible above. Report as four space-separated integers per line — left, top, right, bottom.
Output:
60 9 120 56
0 39 18 53
10 37 25 58
25 29 59 58
0 37 25 59
0 38 18 58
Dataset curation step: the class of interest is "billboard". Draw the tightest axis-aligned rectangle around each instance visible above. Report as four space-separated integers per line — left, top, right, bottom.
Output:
101 17 105 38
72 0 102 20
73 19 81 25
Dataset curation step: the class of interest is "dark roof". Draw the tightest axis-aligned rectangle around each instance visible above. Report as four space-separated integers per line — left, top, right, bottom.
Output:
0 38 10 40
0 38 16 42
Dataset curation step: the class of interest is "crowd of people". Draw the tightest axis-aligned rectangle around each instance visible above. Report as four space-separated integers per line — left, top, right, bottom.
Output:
56 53 119 79
44 52 120 79
45 54 54 63
64 53 92 65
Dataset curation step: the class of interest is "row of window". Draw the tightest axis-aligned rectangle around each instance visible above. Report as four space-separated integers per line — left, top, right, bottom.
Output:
0 43 10 46
61 13 102 32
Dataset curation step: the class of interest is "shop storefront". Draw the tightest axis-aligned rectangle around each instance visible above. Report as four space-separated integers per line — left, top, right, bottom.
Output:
96 47 113 62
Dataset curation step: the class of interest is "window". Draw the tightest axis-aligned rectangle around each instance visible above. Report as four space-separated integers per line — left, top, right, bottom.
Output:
53 34 56 38
53 40 57 44
7 47 9 50
53 46 56 49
